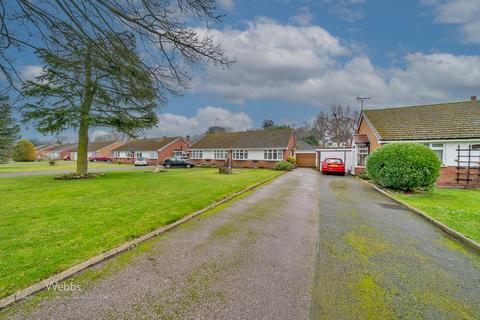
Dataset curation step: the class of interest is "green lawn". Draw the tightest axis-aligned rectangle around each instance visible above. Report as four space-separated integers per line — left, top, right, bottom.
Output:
0 168 281 298
395 188 480 243
0 160 130 173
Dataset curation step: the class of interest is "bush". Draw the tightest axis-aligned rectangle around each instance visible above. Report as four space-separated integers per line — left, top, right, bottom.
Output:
11 140 36 162
286 156 296 166
274 161 295 171
366 143 441 191
49 160 56 166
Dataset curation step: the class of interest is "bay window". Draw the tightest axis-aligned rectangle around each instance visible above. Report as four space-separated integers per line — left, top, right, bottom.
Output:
191 150 203 159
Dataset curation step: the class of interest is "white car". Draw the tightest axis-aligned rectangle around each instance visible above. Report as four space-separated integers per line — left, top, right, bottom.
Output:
134 157 148 166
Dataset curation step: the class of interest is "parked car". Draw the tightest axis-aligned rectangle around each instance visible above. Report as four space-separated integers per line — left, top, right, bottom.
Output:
134 157 148 166
63 155 71 160
89 156 112 162
163 157 194 168
321 158 345 175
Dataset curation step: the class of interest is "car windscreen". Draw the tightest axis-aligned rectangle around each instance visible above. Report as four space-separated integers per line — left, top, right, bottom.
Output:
324 158 343 164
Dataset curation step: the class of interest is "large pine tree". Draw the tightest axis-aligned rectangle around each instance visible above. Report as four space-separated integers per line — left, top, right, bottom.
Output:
0 96 20 163
22 29 157 175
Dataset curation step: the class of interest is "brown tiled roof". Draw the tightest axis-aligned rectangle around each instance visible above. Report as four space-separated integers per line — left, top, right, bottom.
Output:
112 137 179 151
363 100 480 141
296 140 317 151
71 141 119 152
49 143 77 152
191 129 294 149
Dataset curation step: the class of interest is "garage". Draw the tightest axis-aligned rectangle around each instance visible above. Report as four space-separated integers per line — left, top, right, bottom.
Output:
296 153 316 167
295 141 318 167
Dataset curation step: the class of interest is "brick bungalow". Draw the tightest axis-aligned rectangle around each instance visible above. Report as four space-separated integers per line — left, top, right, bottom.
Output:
35 144 59 160
189 128 296 169
70 140 126 160
45 143 77 160
111 137 189 165
353 99 480 186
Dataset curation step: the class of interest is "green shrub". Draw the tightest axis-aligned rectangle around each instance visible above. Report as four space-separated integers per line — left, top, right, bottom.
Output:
357 172 369 180
11 140 36 162
286 156 296 165
49 160 56 166
274 161 295 171
366 143 441 191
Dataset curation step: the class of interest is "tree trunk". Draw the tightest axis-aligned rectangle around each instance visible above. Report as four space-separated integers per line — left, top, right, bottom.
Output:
76 45 94 175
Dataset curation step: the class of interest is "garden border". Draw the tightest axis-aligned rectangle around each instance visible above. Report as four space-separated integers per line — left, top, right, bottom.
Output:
357 178 480 253
0 171 286 310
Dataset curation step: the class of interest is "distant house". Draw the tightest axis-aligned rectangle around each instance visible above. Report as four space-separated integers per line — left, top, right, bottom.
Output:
353 99 480 186
35 144 58 160
189 128 296 169
45 144 77 160
112 137 189 165
70 141 126 160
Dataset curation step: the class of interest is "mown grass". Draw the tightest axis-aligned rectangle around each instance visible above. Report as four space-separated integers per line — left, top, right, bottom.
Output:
0 160 130 173
395 188 480 243
0 168 281 298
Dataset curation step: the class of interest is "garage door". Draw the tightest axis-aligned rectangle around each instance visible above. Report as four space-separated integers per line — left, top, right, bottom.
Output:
296 153 316 167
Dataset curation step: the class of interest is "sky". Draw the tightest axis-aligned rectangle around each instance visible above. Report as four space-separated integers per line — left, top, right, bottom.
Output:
11 0 480 141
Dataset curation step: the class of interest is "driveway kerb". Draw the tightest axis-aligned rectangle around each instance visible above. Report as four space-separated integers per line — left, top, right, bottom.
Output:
357 178 480 252
0 171 285 310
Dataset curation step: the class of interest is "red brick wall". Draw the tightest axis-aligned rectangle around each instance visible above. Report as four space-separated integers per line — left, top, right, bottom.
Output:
437 166 480 187
357 117 381 151
113 138 189 165
191 159 278 169
157 138 189 164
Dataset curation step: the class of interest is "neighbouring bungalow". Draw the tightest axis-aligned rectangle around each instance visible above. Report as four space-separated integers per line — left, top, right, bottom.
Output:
35 144 59 160
70 140 126 160
45 143 77 160
111 137 189 165
352 98 480 186
189 128 296 169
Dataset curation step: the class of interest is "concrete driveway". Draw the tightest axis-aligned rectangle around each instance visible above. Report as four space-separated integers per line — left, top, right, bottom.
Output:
1 169 479 319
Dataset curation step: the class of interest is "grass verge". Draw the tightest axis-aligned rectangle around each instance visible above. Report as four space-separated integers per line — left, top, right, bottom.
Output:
0 160 130 173
0 168 281 298
393 188 480 243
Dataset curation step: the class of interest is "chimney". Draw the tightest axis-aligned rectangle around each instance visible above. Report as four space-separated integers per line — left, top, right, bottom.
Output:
471 96 477 101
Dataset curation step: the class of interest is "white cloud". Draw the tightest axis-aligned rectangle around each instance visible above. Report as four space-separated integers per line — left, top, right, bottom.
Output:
290 6 314 26
193 19 480 108
217 0 234 11
20 65 43 81
426 0 480 43
148 106 253 136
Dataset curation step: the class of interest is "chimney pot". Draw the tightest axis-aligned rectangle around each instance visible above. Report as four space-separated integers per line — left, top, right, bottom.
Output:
471 96 477 101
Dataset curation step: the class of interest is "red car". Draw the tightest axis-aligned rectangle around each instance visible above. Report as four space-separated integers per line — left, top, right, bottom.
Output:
321 158 345 175
89 156 112 162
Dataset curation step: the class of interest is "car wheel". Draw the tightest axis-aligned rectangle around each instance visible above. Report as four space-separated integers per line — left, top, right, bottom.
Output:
165 164 171 168
186 164 191 168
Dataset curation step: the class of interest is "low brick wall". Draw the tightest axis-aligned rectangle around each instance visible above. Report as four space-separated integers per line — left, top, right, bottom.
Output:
191 159 277 169
438 166 480 187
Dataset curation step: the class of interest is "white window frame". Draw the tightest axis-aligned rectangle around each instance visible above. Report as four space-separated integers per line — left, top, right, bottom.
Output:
233 150 248 160
214 150 227 160
424 143 445 164
263 149 283 161
191 150 203 159
356 145 369 167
